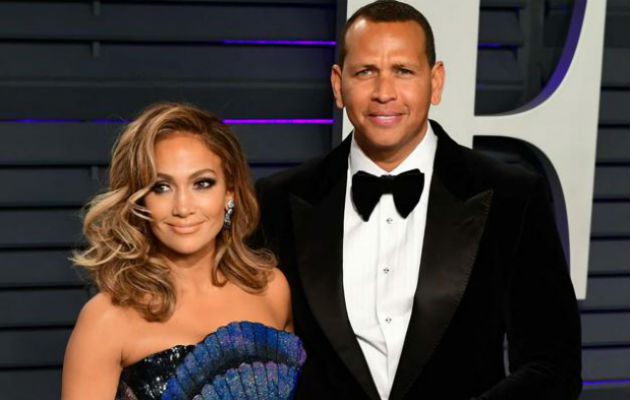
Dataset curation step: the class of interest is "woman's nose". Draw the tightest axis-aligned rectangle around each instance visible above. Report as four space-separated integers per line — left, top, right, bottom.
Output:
172 190 194 217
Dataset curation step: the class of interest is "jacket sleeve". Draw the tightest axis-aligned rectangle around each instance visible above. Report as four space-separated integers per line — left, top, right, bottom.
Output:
480 176 582 400
249 177 270 250
251 176 283 256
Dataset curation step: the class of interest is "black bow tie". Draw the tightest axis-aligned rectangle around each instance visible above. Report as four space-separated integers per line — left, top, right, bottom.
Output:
351 169 424 221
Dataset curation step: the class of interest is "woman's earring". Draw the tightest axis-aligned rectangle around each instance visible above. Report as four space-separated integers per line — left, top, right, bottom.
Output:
223 200 235 229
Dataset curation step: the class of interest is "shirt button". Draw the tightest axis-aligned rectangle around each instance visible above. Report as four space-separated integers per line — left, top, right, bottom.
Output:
383 267 390 274
386 217 394 224
385 317 392 323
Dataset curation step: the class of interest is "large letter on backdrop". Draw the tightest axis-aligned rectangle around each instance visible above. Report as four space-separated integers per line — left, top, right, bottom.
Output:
342 0 607 298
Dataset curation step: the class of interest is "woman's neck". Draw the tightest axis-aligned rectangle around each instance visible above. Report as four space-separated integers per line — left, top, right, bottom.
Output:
159 244 220 294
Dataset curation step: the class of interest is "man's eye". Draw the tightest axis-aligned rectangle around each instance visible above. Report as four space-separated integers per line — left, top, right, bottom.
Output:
355 69 372 76
195 178 216 189
151 182 170 194
398 68 414 75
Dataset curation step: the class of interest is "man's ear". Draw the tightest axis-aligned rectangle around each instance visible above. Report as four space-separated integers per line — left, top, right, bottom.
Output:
430 61 445 105
331 64 344 109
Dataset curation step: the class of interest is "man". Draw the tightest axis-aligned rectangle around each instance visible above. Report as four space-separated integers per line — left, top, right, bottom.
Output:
255 1 581 399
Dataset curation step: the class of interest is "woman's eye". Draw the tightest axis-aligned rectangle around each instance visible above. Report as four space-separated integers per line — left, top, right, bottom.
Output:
151 182 170 194
195 178 216 189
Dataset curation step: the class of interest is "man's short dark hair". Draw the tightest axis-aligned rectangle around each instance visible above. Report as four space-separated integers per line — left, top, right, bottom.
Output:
337 0 436 68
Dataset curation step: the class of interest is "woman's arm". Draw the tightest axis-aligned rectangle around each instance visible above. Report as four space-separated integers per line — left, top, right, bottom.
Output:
61 293 124 400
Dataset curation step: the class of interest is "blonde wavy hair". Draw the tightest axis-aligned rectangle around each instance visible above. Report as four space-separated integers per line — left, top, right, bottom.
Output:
73 102 276 321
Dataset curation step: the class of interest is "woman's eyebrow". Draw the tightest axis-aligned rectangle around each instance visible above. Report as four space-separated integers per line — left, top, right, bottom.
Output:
156 168 217 180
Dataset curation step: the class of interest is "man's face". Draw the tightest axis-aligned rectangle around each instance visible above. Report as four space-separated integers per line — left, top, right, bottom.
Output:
331 19 444 162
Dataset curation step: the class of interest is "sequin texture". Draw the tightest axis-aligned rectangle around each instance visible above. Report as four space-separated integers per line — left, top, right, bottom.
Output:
117 344 194 400
115 321 306 400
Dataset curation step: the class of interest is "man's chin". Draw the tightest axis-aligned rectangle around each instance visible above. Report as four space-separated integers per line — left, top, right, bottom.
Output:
356 132 409 152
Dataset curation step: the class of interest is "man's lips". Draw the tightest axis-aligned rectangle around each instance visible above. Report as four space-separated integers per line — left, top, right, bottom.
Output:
367 113 403 126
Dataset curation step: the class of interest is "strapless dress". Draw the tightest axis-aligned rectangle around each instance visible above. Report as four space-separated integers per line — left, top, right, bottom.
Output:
115 321 306 400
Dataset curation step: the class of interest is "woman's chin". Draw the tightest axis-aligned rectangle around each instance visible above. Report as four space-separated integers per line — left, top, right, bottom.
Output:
159 241 216 260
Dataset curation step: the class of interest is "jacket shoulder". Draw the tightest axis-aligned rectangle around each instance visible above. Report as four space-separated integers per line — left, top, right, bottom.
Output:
430 120 540 197
257 156 323 193
255 154 332 214
457 145 540 196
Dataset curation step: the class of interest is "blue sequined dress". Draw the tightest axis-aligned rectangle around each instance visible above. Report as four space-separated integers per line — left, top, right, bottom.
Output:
115 321 306 400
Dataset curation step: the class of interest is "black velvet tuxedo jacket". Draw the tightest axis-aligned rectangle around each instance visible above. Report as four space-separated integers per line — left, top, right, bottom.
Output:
255 121 581 400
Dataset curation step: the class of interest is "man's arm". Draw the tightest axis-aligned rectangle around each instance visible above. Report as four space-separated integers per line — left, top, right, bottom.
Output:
480 176 582 400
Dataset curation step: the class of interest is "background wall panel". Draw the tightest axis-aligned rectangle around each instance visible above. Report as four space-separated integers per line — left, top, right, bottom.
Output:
0 123 331 166
0 289 87 328
596 128 630 163
0 168 100 207
474 1 629 398
0 370 61 400
0 329 71 367
589 240 629 275
0 84 332 119
0 250 82 287
0 210 83 248
582 348 630 381
0 44 334 80
580 277 630 312
581 313 630 346
0 2 336 40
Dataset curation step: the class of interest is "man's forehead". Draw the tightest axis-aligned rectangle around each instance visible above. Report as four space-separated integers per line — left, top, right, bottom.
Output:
346 17 371 34
345 18 425 40
344 19 425 50
343 18 426 60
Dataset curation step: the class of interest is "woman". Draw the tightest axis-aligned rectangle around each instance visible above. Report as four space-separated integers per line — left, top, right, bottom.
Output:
62 103 305 400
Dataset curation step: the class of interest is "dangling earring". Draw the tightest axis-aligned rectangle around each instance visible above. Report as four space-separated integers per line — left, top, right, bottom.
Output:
223 200 235 229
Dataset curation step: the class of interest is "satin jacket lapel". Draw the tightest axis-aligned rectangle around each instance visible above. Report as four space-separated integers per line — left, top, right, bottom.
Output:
389 123 494 400
289 137 380 400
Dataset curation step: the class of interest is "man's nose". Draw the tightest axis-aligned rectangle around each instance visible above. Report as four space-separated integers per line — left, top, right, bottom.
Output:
172 190 194 217
371 74 397 103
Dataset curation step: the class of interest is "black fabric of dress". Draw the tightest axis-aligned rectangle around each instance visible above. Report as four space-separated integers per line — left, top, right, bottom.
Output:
116 345 194 400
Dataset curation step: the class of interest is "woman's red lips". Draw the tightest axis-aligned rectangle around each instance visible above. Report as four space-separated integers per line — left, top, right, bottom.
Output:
167 221 204 233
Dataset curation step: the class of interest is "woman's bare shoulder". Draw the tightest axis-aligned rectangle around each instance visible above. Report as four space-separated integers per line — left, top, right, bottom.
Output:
265 268 290 298
70 292 136 353
62 293 129 399
263 268 293 331
77 292 129 329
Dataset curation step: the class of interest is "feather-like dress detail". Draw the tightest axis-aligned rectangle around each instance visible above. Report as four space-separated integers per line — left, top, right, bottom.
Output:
115 321 306 400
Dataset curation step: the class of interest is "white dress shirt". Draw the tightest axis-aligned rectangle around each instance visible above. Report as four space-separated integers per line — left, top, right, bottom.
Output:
342 125 438 400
